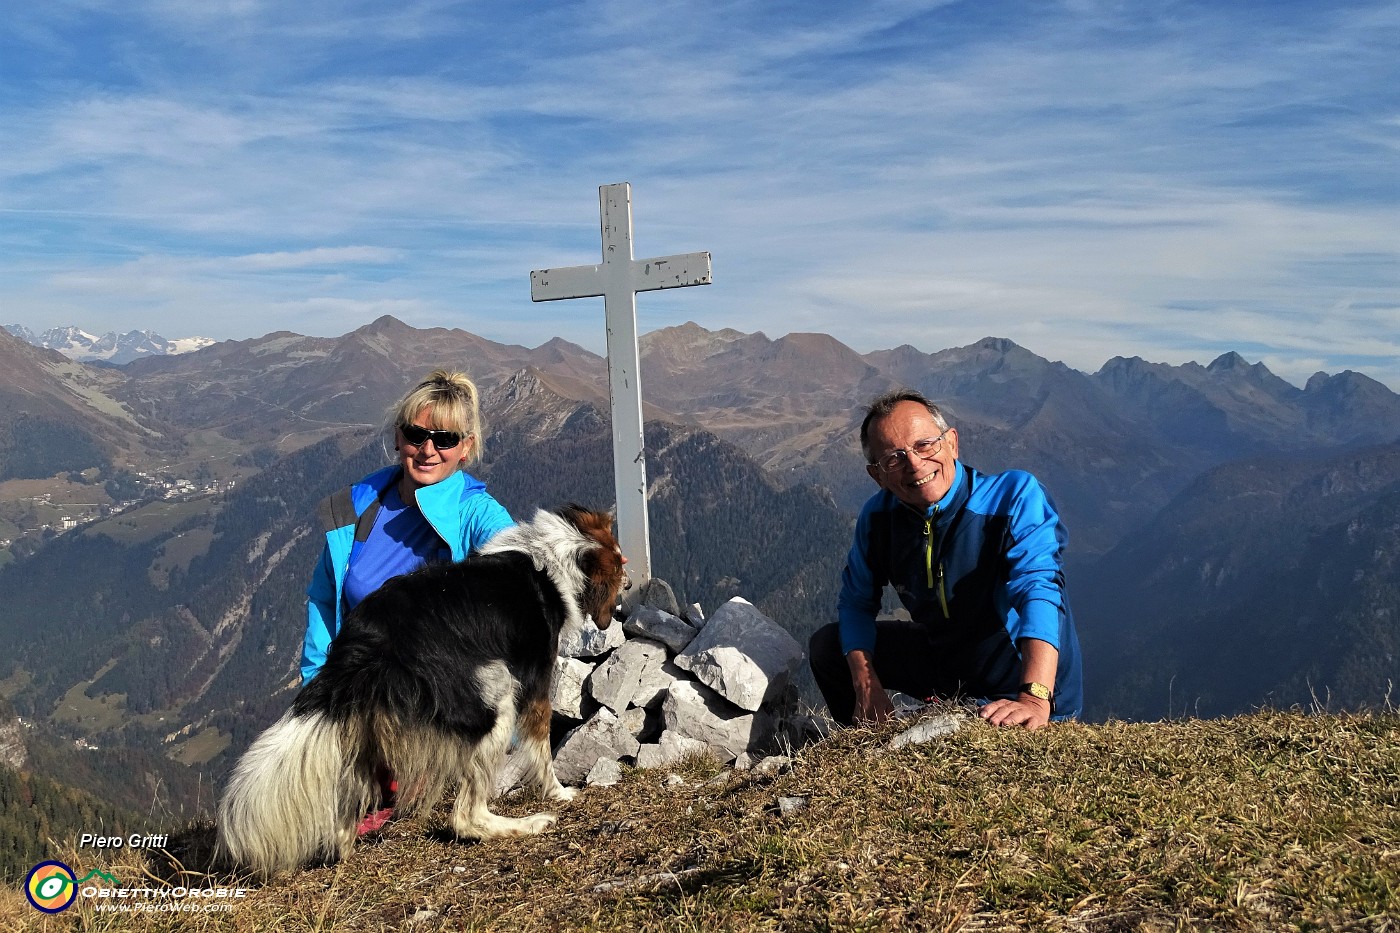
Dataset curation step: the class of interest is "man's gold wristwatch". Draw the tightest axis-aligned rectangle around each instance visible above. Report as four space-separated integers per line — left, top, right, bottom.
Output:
1020 681 1055 713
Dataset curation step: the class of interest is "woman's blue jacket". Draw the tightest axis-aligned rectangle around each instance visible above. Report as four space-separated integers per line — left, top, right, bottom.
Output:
300 465 514 682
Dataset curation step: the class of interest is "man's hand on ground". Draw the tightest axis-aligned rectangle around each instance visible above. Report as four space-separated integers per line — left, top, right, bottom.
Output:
853 683 895 724
847 649 895 724
978 695 1052 730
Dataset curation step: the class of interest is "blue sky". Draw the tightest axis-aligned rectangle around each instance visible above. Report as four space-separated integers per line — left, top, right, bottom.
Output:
2 0 1398 388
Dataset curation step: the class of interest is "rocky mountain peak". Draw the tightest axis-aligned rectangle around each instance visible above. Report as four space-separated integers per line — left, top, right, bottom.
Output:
498 368 549 403
972 336 1022 355
1204 351 1290 385
1093 356 1166 394
1204 351 1299 400
1207 350 1249 372
1 324 37 344
641 321 753 359
359 314 415 337
1303 370 1384 396
532 336 596 362
772 331 867 367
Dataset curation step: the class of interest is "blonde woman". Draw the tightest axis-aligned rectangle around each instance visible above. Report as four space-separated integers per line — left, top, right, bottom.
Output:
300 370 514 831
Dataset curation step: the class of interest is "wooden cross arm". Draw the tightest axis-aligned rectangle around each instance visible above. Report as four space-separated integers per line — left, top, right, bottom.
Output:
530 264 604 302
632 251 713 292
530 251 713 302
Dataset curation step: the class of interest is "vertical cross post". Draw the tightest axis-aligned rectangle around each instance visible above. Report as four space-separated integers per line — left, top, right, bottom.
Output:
530 183 712 592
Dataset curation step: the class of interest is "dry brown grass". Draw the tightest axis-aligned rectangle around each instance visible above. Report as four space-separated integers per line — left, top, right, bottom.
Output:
5 709 1398 931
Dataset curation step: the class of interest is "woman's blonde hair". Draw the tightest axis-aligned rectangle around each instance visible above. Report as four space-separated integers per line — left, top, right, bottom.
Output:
389 369 484 466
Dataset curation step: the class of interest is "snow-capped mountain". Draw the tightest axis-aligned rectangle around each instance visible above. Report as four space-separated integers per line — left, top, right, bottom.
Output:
3 324 38 345
2 324 215 364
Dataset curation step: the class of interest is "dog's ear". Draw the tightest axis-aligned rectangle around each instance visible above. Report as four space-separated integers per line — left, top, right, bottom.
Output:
572 515 625 629
556 504 618 544
555 503 591 530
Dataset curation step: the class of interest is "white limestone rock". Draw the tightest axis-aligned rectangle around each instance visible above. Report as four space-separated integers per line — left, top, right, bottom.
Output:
673 598 804 712
585 758 623 787
587 638 669 713
634 731 715 770
888 713 964 750
748 754 792 777
682 602 706 629
552 708 642 786
660 679 775 761
777 796 808 816
637 577 681 616
550 656 595 720
559 616 625 659
632 659 685 710
622 606 697 654
627 705 666 743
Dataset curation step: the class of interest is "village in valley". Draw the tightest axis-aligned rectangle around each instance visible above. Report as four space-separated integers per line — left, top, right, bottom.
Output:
0 467 237 564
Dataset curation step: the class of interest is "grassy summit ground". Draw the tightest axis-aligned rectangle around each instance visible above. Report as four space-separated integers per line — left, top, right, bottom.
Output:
5 709 1397 931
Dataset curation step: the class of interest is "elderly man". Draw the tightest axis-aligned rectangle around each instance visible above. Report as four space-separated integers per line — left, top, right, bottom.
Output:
809 389 1083 729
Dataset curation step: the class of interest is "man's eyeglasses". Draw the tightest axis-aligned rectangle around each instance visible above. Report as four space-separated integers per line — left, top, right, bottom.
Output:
870 430 950 474
399 424 464 450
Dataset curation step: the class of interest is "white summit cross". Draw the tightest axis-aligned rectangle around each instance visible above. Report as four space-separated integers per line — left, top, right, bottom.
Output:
530 182 712 589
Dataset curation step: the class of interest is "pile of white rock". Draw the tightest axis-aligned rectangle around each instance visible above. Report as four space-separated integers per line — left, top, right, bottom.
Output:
501 580 809 792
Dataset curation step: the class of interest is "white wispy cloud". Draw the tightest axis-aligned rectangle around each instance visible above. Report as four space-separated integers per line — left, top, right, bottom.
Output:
1 0 1397 389
226 247 401 270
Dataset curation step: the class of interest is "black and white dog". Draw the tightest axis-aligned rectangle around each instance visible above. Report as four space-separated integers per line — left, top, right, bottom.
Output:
216 505 628 876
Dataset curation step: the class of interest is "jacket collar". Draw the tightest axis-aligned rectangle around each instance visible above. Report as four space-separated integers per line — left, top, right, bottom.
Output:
350 465 400 515
413 468 486 513
895 459 968 527
349 465 485 517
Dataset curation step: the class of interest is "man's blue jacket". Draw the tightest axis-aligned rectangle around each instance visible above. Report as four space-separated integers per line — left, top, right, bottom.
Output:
838 460 1084 718
300 465 514 683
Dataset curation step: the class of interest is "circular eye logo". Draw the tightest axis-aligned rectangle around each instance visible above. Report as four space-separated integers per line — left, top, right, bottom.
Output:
25 860 78 913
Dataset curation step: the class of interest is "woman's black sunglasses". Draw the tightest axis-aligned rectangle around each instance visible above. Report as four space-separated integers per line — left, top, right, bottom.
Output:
399 424 463 450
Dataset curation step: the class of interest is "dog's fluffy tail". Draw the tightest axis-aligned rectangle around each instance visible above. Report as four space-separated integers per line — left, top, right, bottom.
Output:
216 710 370 877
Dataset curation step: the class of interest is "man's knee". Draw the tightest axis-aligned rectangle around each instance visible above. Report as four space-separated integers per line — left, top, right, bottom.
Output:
808 622 843 671
808 622 855 724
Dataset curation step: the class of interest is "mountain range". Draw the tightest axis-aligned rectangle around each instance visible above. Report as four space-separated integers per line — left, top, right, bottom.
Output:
0 317 1398 818
3 324 214 365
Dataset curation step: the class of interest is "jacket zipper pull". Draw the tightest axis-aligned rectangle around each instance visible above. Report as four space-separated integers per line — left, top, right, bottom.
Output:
923 517 933 589
925 510 949 620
